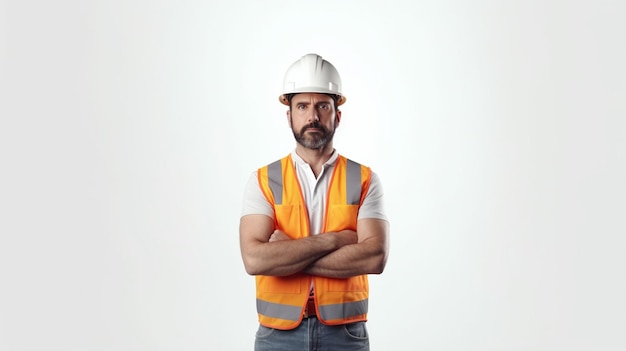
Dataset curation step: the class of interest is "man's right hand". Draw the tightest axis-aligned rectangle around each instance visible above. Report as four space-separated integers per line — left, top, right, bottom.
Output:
269 230 291 242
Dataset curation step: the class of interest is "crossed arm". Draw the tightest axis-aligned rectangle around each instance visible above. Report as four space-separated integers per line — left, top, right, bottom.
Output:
239 214 389 278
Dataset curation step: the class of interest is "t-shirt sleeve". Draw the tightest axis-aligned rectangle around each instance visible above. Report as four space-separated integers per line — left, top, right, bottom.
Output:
240 170 274 218
357 171 388 221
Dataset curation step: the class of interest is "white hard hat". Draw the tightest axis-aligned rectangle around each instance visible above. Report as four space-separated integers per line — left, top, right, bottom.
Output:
279 53 346 106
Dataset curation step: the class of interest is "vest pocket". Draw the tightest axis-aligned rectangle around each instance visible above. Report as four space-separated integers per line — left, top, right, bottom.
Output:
274 204 302 238
326 204 359 231
258 276 303 294
327 275 368 292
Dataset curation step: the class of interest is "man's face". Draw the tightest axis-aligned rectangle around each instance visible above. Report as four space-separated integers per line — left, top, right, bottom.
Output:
288 93 341 150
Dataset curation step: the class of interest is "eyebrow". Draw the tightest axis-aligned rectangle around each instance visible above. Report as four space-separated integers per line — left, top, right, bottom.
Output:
294 101 331 106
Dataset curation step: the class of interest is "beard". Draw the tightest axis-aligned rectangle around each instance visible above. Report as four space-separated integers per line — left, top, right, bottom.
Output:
291 120 336 150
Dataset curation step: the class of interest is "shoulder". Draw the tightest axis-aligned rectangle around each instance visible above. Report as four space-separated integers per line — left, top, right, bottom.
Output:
337 155 374 183
338 154 371 169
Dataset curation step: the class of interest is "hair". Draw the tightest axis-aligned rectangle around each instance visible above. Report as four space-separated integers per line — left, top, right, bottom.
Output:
287 93 340 111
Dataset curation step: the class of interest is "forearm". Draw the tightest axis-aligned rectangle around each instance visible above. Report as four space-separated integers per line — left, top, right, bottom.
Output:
244 235 340 276
304 239 387 278
242 228 359 276
240 215 387 278
305 219 390 278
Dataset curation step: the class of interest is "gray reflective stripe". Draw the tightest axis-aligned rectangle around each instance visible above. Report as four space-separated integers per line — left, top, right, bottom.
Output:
267 160 283 205
257 299 302 322
346 159 362 205
318 299 368 320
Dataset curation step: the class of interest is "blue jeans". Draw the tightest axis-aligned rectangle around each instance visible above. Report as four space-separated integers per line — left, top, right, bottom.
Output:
254 318 369 351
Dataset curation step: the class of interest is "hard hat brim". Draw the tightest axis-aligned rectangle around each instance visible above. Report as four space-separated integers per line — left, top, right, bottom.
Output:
278 92 346 106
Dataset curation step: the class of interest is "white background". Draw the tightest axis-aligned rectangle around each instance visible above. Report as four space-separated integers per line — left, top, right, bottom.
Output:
1 0 625 350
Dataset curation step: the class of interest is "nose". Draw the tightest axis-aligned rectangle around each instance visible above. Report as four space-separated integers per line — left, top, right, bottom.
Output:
307 108 319 123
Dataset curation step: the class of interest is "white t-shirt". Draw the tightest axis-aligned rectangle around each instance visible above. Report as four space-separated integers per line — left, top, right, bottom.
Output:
241 150 387 235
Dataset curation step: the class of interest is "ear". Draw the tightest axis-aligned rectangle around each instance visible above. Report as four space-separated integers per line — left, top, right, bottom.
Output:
286 110 292 128
335 109 342 127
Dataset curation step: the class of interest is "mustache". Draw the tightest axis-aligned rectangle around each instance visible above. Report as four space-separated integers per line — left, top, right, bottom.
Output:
301 121 327 133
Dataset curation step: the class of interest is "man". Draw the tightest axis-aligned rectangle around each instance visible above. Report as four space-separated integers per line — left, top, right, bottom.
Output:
239 53 389 351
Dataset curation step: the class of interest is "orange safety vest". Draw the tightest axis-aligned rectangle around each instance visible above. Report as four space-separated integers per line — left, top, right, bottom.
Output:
255 154 373 330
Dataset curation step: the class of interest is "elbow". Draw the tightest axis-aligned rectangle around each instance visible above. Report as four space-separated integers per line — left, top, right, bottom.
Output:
371 262 386 275
242 256 262 276
370 251 388 275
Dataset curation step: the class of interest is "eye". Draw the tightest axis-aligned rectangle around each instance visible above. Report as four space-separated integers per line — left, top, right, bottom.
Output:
318 103 330 111
297 104 306 110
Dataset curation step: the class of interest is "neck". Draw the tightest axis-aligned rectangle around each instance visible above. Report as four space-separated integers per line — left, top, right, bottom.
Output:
295 143 335 178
